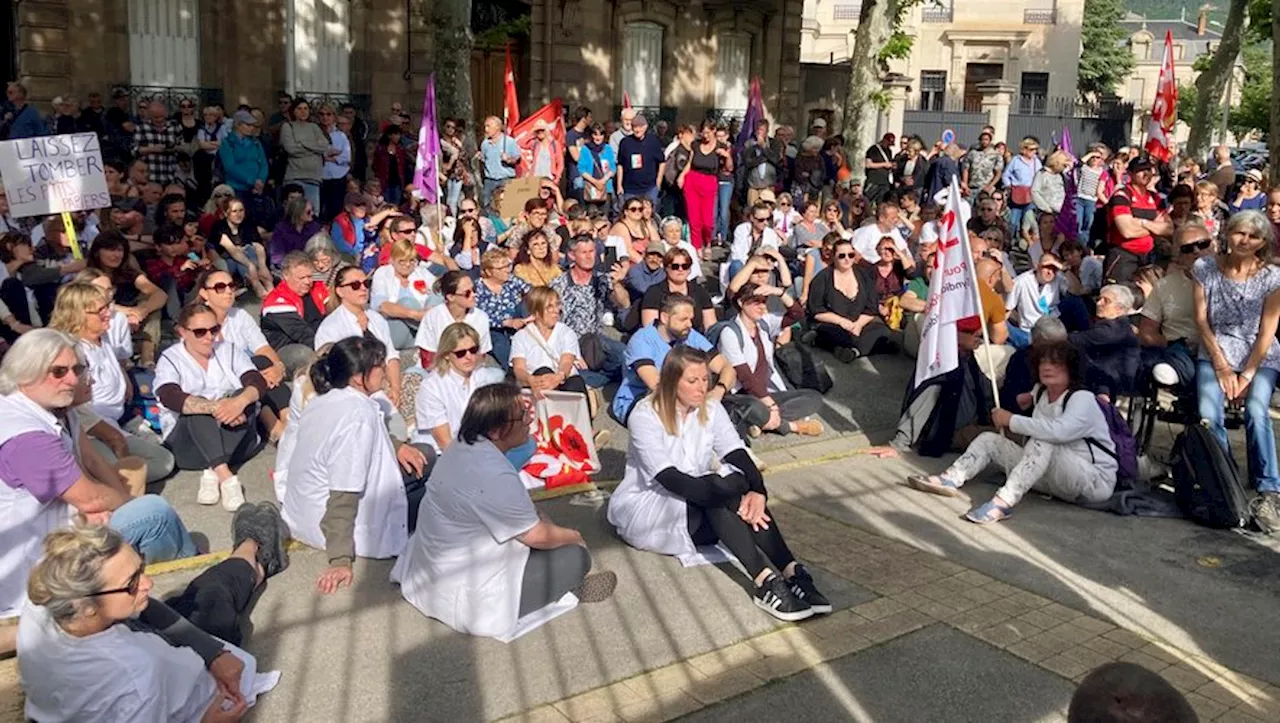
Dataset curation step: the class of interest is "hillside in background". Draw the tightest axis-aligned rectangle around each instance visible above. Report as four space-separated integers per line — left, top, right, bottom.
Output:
1125 0 1226 24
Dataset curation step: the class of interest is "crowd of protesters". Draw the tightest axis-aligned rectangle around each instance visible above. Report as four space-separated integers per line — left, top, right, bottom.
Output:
2 83 1280 719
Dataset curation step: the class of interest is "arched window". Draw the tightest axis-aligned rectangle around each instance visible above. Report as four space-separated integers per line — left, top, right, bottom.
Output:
621 21 664 107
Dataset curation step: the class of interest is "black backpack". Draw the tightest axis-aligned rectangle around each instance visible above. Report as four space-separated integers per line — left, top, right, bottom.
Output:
1172 422 1253 529
774 341 833 394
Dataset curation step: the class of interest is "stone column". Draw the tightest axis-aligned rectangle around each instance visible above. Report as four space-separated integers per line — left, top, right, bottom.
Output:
978 80 1017 145
880 73 911 143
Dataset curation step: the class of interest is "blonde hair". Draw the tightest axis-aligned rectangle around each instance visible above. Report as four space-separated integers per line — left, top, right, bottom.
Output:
28 525 125 623
1194 180 1220 199
434 323 481 375
389 236 419 263
1045 151 1070 173
651 346 710 435
49 282 110 337
481 248 510 273
292 342 335 410
72 268 110 286
524 286 560 318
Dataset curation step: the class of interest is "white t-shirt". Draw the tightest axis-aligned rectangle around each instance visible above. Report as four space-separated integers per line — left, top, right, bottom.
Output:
413 366 506 450
370 262 437 312
717 315 788 394
1005 270 1064 331
79 337 127 424
106 310 132 360
730 222 782 263
282 386 408 559
220 307 268 358
510 322 582 375
851 223 910 262
153 340 256 440
415 303 493 354
391 437 545 639
314 305 398 363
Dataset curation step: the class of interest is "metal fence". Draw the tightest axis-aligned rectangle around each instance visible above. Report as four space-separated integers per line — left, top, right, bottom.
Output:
293 92 373 115
114 85 225 113
1008 99 1134 153
612 105 677 126
903 97 988 145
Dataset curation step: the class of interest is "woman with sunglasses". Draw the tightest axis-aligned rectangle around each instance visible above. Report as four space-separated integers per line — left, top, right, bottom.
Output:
155 304 270 511
417 270 494 368
1230 170 1268 215
285 336 434 595
513 228 562 288
639 247 717 334
19 518 289 722
415 322 505 452
270 195 323 269
196 268 291 439
822 202 851 240
806 237 897 362
315 265 404 407
609 197 660 261
372 236 439 350
49 282 175 485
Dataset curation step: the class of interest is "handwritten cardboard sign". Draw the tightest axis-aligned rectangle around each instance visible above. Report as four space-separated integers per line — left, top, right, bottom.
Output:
0 133 110 218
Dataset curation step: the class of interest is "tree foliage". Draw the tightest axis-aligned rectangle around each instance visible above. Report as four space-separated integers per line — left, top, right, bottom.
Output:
1078 0 1136 100
1228 43 1272 141
842 0 922 181
1185 0 1248 159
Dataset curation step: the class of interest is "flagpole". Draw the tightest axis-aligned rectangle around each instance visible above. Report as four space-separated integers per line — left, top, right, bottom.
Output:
951 180 1002 408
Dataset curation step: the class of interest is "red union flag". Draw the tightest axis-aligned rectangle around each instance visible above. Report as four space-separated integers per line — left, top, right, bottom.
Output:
503 43 520 130
1145 30 1177 162
915 178 981 388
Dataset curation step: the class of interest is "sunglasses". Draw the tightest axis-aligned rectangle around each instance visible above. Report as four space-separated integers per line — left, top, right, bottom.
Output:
393 226 417 235
49 363 86 380
626 206 643 212
451 289 475 298
84 562 146 598
451 346 479 359
836 252 857 260
460 207 478 214
185 324 222 338
1180 239 1213 253
339 279 373 291
667 262 692 271
752 216 769 223
204 281 236 294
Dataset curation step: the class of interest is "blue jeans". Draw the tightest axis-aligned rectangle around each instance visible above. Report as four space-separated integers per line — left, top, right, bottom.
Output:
110 494 198 562
224 244 265 283
715 180 733 243
579 333 626 388
385 185 404 206
446 178 463 214
1006 322 1031 349
1196 360 1280 492
297 180 321 214
1074 198 1095 241
1008 205 1031 242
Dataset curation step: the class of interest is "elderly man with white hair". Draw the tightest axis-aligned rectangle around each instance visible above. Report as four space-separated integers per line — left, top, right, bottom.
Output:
1066 283 1140 400
0 329 196 651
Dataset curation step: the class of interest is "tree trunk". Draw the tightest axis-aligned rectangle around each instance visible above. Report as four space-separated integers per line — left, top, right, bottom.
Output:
430 0 475 124
1271 0 1280 186
841 0 894 183
1186 0 1248 160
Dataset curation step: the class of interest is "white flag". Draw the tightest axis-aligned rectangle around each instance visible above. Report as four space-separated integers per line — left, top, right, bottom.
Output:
914 177 982 387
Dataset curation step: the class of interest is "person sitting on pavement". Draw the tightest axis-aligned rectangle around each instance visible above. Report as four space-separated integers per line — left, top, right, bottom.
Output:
640 247 717 334
1005 252 1066 349
314 264 404 408
623 240 667 310
414 323 506 453
49 283 174 485
155 304 269 512
549 234 630 387
612 293 736 424
806 237 898 362
370 236 437 350
999 316 1068 412
850 199 910 262
718 282 824 440
728 247 803 334
283 336 433 595
728 202 783 281
393 382 616 640
1137 223 1212 404
1192 210 1280 533
261 251 330 374
509 287 600 415
417 270 494 368
475 249 531 368
0 330 197 626
1069 284 1140 401
17 514 287 722
907 341 1118 524
608 346 830 621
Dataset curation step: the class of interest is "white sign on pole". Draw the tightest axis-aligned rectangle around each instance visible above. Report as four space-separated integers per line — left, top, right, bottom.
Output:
0 133 111 218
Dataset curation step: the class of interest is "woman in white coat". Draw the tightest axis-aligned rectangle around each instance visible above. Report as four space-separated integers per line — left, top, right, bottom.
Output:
393 382 615 640
414 322 505 452
907 341 1117 523
509 286 588 397
314 264 403 407
283 336 434 595
608 346 830 622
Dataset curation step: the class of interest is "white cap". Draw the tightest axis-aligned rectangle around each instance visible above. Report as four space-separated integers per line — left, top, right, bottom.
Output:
810 118 827 129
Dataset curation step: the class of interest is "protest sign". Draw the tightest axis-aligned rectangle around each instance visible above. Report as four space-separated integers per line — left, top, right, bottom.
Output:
498 175 542 219
0 133 110 218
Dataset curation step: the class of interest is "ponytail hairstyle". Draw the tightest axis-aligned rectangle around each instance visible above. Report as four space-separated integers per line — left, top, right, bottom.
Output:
292 342 335 411
308 335 387 396
436 269 469 299
324 263 362 313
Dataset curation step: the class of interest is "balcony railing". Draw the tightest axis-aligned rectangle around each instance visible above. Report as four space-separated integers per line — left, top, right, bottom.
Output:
613 105 677 127
1024 8 1056 24
113 85 224 112
707 108 748 124
921 5 953 22
833 3 862 20
293 91 372 115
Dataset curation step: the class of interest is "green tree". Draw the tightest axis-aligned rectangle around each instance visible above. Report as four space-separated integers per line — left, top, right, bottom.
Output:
1186 0 1249 159
1176 82 1222 131
841 0 922 182
1227 43 1272 141
1078 0 1136 100
430 0 475 125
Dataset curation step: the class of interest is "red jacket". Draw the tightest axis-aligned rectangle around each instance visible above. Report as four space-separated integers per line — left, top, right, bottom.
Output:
372 143 412 189
260 279 330 348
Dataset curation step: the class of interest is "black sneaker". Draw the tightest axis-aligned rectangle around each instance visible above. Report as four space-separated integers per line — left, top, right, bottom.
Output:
232 502 290 578
753 572 814 622
833 346 860 364
788 564 832 615
1252 491 1280 535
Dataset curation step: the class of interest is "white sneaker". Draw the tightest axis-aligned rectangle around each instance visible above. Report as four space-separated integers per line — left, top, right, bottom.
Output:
220 476 246 512
197 470 219 505
1152 362 1179 387
601 311 614 328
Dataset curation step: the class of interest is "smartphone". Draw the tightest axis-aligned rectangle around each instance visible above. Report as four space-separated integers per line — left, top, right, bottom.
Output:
603 246 619 269
187 253 201 262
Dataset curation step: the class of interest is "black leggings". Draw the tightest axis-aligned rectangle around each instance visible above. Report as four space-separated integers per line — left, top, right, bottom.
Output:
251 354 293 414
402 443 436 533
686 474 796 580
813 320 898 357
723 389 824 438
164 557 257 646
518 544 592 617
166 413 259 470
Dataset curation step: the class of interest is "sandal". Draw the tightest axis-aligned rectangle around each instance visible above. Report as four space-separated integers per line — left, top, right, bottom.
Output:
907 474 961 497
965 499 1014 525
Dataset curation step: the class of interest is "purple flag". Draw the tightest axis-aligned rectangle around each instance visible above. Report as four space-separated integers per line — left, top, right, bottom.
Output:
1054 126 1079 241
735 78 765 150
413 73 441 204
